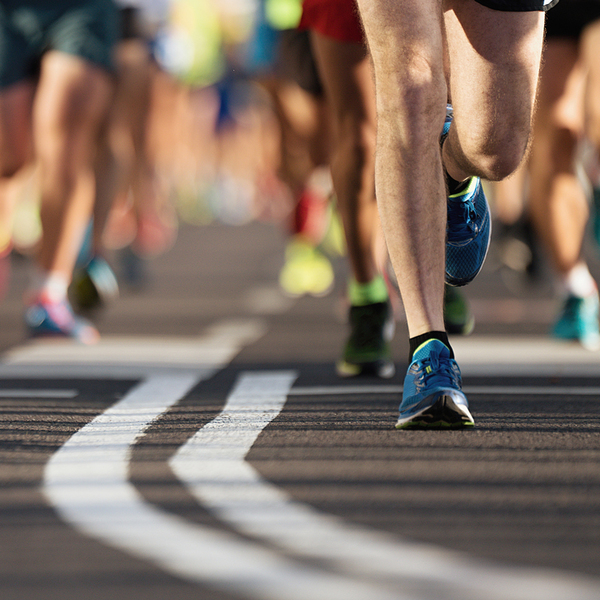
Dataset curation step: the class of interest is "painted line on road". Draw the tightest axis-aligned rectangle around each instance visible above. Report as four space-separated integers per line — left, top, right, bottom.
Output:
0 319 267 378
0 389 78 398
172 371 600 600
42 330 407 600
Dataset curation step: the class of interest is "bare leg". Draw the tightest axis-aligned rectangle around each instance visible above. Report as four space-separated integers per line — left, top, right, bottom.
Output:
33 51 113 282
0 81 34 177
528 40 588 276
356 0 447 337
582 20 600 153
310 32 379 285
0 79 35 249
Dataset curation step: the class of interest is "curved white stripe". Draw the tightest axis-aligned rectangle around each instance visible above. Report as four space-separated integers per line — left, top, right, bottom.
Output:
41 321 411 600
44 372 408 600
171 371 600 600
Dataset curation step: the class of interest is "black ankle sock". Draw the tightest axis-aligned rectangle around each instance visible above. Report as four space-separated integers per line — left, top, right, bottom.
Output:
409 331 454 359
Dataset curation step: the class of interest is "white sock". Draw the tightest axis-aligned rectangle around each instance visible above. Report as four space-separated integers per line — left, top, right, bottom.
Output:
563 263 597 298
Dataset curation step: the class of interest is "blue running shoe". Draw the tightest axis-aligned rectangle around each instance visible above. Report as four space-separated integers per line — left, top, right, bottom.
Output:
396 339 474 429
442 107 492 287
553 293 600 351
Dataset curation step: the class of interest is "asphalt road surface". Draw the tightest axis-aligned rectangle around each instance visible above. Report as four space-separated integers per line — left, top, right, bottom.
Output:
1 221 600 600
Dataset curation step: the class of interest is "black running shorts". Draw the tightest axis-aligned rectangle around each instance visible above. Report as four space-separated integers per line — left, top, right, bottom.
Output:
0 0 119 88
475 0 559 11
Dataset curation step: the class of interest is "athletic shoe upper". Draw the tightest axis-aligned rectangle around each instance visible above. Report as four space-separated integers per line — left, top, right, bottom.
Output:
337 301 395 378
442 106 492 287
397 339 474 429
553 293 600 351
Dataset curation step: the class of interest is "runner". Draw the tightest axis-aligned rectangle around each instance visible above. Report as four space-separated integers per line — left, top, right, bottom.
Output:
0 0 119 343
71 0 175 310
354 0 550 427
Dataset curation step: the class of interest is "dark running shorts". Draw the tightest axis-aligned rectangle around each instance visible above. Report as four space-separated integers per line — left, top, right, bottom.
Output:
475 0 559 10
545 0 600 38
0 0 119 88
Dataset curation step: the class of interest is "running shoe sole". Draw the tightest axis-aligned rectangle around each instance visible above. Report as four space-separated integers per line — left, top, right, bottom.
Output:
396 392 475 429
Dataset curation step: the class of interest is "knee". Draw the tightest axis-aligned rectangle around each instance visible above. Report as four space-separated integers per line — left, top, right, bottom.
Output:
375 48 446 122
479 142 527 181
463 130 529 182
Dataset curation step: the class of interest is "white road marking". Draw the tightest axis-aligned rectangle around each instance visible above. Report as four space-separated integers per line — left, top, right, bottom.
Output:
39 325 409 600
0 389 78 398
44 372 411 600
172 371 600 600
0 319 266 378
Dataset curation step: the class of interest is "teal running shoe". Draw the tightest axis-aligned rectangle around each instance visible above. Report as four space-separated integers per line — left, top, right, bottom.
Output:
442 106 492 287
553 293 600 351
337 301 395 378
396 339 474 429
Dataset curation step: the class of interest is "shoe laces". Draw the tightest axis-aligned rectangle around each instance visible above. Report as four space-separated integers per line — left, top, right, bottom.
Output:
448 198 478 243
410 351 461 393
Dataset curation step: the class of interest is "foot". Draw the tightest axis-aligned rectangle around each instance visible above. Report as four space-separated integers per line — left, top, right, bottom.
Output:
443 107 492 287
396 339 474 429
25 296 100 344
337 301 395 378
553 292 600 351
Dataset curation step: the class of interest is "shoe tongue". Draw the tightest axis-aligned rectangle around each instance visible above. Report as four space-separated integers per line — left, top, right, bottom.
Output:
412 339 451 362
